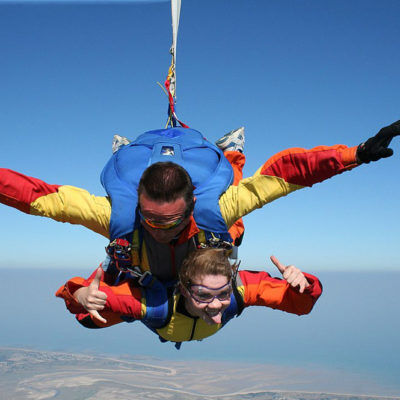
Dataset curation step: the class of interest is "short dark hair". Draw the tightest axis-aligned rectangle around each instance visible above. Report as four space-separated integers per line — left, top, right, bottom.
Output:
138 162 194 211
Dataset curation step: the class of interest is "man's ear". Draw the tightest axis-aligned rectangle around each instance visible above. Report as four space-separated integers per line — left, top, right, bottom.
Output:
191 196 196 215
187 196 196 217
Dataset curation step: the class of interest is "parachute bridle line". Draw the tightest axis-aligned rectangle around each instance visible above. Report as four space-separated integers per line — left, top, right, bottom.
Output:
164 0 188 128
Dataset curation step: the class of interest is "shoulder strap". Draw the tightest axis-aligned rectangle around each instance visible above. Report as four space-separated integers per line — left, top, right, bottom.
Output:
221 278 245 326
101 127 234 241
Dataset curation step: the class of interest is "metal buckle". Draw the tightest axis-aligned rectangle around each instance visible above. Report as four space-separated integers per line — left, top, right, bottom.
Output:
138 270 153 287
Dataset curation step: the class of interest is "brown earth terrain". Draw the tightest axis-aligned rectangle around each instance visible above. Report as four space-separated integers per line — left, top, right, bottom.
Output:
0 348 398 400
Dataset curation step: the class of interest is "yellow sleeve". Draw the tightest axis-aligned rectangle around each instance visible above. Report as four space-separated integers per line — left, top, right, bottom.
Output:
31 185 111 238
219 174 300 228
219 145 358 228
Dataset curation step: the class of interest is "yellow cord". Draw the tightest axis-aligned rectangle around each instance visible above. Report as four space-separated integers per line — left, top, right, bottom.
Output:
156 81 169 97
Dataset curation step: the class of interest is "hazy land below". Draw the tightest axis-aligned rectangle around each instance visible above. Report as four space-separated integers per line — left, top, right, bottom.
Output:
1 269 399 399
0 347 399 400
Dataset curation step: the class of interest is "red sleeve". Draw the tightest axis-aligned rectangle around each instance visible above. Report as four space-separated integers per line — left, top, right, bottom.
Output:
75 311 127 329
55 276 88 314
224 151 246 243
0 168 60 213
238 270 322 315
55 267 144 326
260 145 358 187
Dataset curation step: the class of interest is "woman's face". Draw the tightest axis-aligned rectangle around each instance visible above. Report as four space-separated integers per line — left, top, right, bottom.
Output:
182 274 232 325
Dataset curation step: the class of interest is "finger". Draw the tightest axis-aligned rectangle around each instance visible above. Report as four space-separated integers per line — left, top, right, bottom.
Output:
93 291 108 301
87 297 107 307
299 278 311 293
90 267 103 289
299 279 311 293
89 309 107 324
379 122 400 141
270 255 286 274
87 303 105 311
389 120 400 135
93 297 107 307
290 275 306 289
282 265 297 282
284 267 307 288
87 291 107 302
370 148 393 162
379 148 393 159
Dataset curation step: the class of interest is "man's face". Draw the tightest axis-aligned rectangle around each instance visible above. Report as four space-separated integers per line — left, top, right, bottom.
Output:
138 191 192 244
182 274 232 325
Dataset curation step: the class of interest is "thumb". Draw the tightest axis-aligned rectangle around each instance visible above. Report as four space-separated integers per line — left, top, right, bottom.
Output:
90 267 103 289
270 255 286 275
378 147 394 159
89 309 107 324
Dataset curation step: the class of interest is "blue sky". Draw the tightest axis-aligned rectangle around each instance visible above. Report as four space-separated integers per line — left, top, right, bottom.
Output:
1 0 400 272
1 2 400 395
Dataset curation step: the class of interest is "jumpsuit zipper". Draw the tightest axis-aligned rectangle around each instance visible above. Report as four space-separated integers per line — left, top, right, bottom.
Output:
189 317 199 341
169 244 176 278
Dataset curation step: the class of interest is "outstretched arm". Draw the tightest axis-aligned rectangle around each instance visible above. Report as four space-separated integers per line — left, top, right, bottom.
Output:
0 168 111 237
357 120 400 163
236 256 322 315
220 120 400 227
220 144 357 227
55 266 144 328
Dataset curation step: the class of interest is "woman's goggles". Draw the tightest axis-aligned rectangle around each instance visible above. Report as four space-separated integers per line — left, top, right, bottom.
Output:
188 282 232 303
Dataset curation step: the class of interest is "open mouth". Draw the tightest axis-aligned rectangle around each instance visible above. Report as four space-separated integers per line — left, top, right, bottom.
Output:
205 309 221 317
204 309 223 324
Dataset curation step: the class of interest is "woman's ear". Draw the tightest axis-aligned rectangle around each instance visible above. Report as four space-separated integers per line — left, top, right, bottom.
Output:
179 282 190 299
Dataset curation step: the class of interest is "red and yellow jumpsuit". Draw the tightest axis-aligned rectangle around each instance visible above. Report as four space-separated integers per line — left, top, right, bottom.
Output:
56 266 323 344
0 145 358 280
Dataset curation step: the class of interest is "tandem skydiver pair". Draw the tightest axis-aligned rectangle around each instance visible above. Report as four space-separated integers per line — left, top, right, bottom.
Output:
1 120 399 345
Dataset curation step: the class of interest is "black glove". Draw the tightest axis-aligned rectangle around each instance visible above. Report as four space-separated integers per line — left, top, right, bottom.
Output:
357 120 400 164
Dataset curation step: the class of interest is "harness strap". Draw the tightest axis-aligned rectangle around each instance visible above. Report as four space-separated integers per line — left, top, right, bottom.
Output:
105 230 155 287
232 279 245 317
165 0 188 128
194 230 233 254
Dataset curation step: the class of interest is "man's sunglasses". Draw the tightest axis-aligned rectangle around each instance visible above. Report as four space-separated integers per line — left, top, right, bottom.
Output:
138 209 186 230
